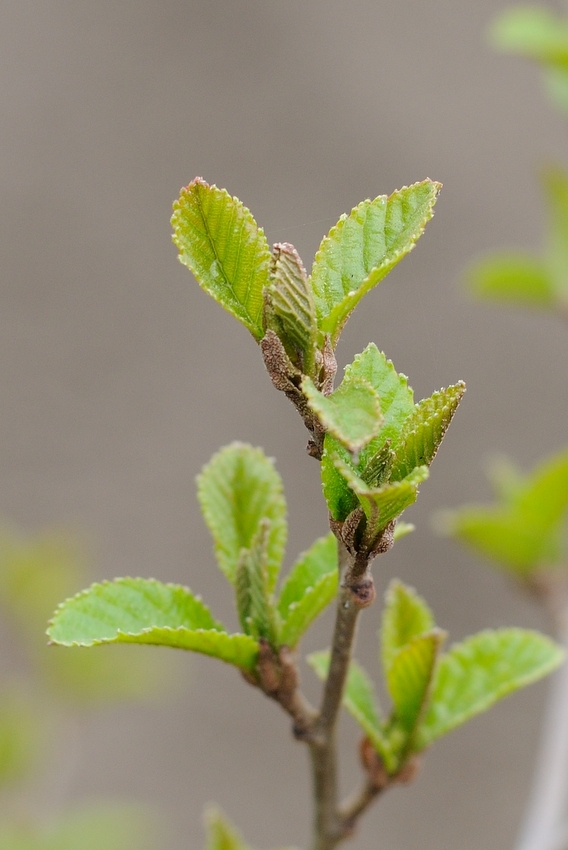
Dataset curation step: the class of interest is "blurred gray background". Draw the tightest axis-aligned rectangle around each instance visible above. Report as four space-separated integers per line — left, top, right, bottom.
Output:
2 1 568 848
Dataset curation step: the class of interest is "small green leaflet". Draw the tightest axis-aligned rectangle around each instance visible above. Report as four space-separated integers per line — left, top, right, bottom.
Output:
235 520 279 646
308 581 563 774
302 375 383 454
205 807 251 850
264 242 318 375
277 534 338 648
344 345 415 468
467 164 568 311
381 580 435 672
389 383 465 481
490 7 568 66
441 448 568 573
467 253 555 308
333 456 429 537
197 443 287 589
310 181 441 346
418 628 564 748
47 578 259 672
172 179 271 339
387 631 444 742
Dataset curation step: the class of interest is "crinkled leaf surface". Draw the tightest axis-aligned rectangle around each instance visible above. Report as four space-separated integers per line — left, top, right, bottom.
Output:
302 375 383 453
381 580 435 672
197 443 287 588
47 578 258 672
172 179 270 339
390 383 465 481
345 345 415 467
264 242 317 374
277 534 338 648
387 631 444 738
307 651 391 766
235 521 279 645
334 457 428 535
467 253 555 308
418 629 564 748
310 181 441 345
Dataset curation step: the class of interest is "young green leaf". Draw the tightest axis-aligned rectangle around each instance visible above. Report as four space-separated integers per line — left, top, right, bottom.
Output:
47 578 259 672
381 580 435 673
387 631 444 745
264 242 317 375
172 179 271 339
302 375 383 454
333 456 429 537
490 7 568 66
467 253 555 308
277 534 338 648
441 448 568 573
321 437 360 521
205 806 251 850
197 443 287 589
542 164 568 300
418 629 564 748
310 181 441 345
0 687 43 788
390 383 466 481
307 651 392 768
235 520 279 646
0 803 155 850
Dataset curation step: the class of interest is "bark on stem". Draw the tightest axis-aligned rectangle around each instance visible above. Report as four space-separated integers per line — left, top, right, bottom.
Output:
309 542 365 850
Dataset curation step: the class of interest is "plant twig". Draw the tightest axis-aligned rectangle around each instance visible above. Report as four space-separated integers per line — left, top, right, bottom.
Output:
308 540 369 850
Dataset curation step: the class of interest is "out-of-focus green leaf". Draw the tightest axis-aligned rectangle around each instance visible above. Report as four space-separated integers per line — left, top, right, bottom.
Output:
0 802 154 850
467 253 555 308
0 528 170 703
172 179 270 339
205 806 251 850
418 629 564 748
381 580 435 673
47 578 259 672
197 443 287 588
542 164 568 299
264 242 317 374
390 383 465 481
310 181 441 345
392 522 415 541
0 687 44 787
307 651 393 768
235 521 279 645
544 65 568 113
490 7 568 66
441 448 568 573
277 534 338 648
302 375 383 454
